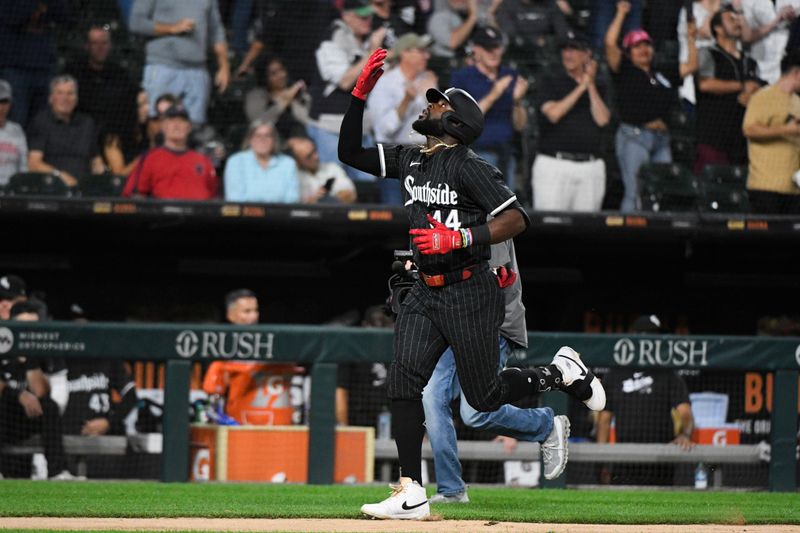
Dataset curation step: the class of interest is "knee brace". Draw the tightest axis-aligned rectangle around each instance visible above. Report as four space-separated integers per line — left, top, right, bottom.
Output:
500 365 562 403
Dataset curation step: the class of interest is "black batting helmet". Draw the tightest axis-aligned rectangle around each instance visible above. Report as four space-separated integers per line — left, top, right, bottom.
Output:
425 87 484 145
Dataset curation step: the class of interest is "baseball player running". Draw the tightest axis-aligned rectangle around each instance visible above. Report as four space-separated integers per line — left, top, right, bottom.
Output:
339 49 605 520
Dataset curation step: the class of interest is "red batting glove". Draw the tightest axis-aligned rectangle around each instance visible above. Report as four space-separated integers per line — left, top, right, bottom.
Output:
496 266 517 288
409 214 464 255
352 48 387 101
426 213 447 230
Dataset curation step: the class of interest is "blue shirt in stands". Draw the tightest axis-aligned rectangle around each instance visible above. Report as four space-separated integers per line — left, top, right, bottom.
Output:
450 65 517 149
223 151 300 203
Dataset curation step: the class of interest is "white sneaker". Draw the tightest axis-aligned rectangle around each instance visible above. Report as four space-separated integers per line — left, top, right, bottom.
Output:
541 415 570 480
49 470 85 481
361 477 430 520
551 346 606 411
428 490 469 504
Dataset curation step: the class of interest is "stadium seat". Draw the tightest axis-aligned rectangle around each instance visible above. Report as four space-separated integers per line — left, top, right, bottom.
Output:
78 174 126 197
671 134 696 168
702 164 747 186
699 165 749 213
4 172 76 197
669 106 694 137
700 181 750 214
638 162 700 213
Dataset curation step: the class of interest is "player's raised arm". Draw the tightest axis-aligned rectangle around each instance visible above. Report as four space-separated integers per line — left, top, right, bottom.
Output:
338 49 387 175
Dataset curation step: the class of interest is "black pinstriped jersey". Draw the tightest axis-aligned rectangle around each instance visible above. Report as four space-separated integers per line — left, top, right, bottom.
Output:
63 360 136 435
0 357 38 392
378 143 522 274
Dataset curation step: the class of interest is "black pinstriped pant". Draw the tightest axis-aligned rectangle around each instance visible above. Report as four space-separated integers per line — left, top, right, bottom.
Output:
388 265 509 412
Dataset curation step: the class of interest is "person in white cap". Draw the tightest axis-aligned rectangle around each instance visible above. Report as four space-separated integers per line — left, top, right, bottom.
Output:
0 80 28 187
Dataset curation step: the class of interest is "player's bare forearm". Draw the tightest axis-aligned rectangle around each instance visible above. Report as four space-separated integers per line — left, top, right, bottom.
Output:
26 369 50 398
487 208 527 243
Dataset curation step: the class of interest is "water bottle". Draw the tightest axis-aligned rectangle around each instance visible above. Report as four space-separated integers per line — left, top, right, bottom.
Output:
694 462 708 490
377 406 391 440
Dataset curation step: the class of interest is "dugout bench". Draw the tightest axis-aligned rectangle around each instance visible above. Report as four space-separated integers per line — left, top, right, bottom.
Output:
0 434 161 478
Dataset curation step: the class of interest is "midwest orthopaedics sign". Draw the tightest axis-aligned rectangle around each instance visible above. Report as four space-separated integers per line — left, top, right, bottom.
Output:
175 330 275 359
613 338 710 367
0 327 86 354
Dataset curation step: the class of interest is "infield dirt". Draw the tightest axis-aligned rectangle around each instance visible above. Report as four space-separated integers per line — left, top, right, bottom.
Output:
3 518 800 532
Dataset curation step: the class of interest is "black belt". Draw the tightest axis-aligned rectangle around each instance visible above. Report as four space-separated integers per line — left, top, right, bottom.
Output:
420 263 488 288
541 150 598 162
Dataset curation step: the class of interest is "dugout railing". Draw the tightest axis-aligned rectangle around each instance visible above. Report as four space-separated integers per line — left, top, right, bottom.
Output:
0 322 797 490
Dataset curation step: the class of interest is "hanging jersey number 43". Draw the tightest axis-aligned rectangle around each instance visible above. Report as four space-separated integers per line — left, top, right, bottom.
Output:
89 392 111 414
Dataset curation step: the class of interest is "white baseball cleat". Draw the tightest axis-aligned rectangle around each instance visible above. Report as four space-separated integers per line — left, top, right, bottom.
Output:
361 477 430 520
551 346 606 411
541 415 570 480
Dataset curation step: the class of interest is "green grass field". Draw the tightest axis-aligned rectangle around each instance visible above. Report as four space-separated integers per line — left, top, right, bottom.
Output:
0 480 799 525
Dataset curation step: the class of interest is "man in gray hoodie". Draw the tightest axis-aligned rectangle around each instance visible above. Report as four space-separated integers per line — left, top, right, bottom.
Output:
130 0 230 125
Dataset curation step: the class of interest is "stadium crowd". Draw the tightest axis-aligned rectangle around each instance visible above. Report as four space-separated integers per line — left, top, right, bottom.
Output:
0 0 798 211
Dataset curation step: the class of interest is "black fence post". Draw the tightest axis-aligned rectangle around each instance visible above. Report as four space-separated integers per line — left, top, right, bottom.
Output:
769 369 798 492
162 359 191 482
308 362 337 484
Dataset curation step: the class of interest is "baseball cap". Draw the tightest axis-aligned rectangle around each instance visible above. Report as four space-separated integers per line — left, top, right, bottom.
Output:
389 33 432 60
425 86 484 144
560 29 590 50
631 314 664 334
622 29 652 49
343 0 373 16
162 103 190 121
0 79 11 101
0 275 26 300
471 26 503 49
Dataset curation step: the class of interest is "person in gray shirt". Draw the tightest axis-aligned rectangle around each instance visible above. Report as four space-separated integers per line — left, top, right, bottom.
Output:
427 0 481 59
0 80 27 187
129 0 230 125
421 238 567 503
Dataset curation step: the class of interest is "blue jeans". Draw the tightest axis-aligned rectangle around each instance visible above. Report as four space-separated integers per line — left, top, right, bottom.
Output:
117 0 135 26
422 337 555 496
143 64 211 125
615 123 672 213
590 0 643 50
230 0 254 54
0 67 51 128
306 123 403 204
